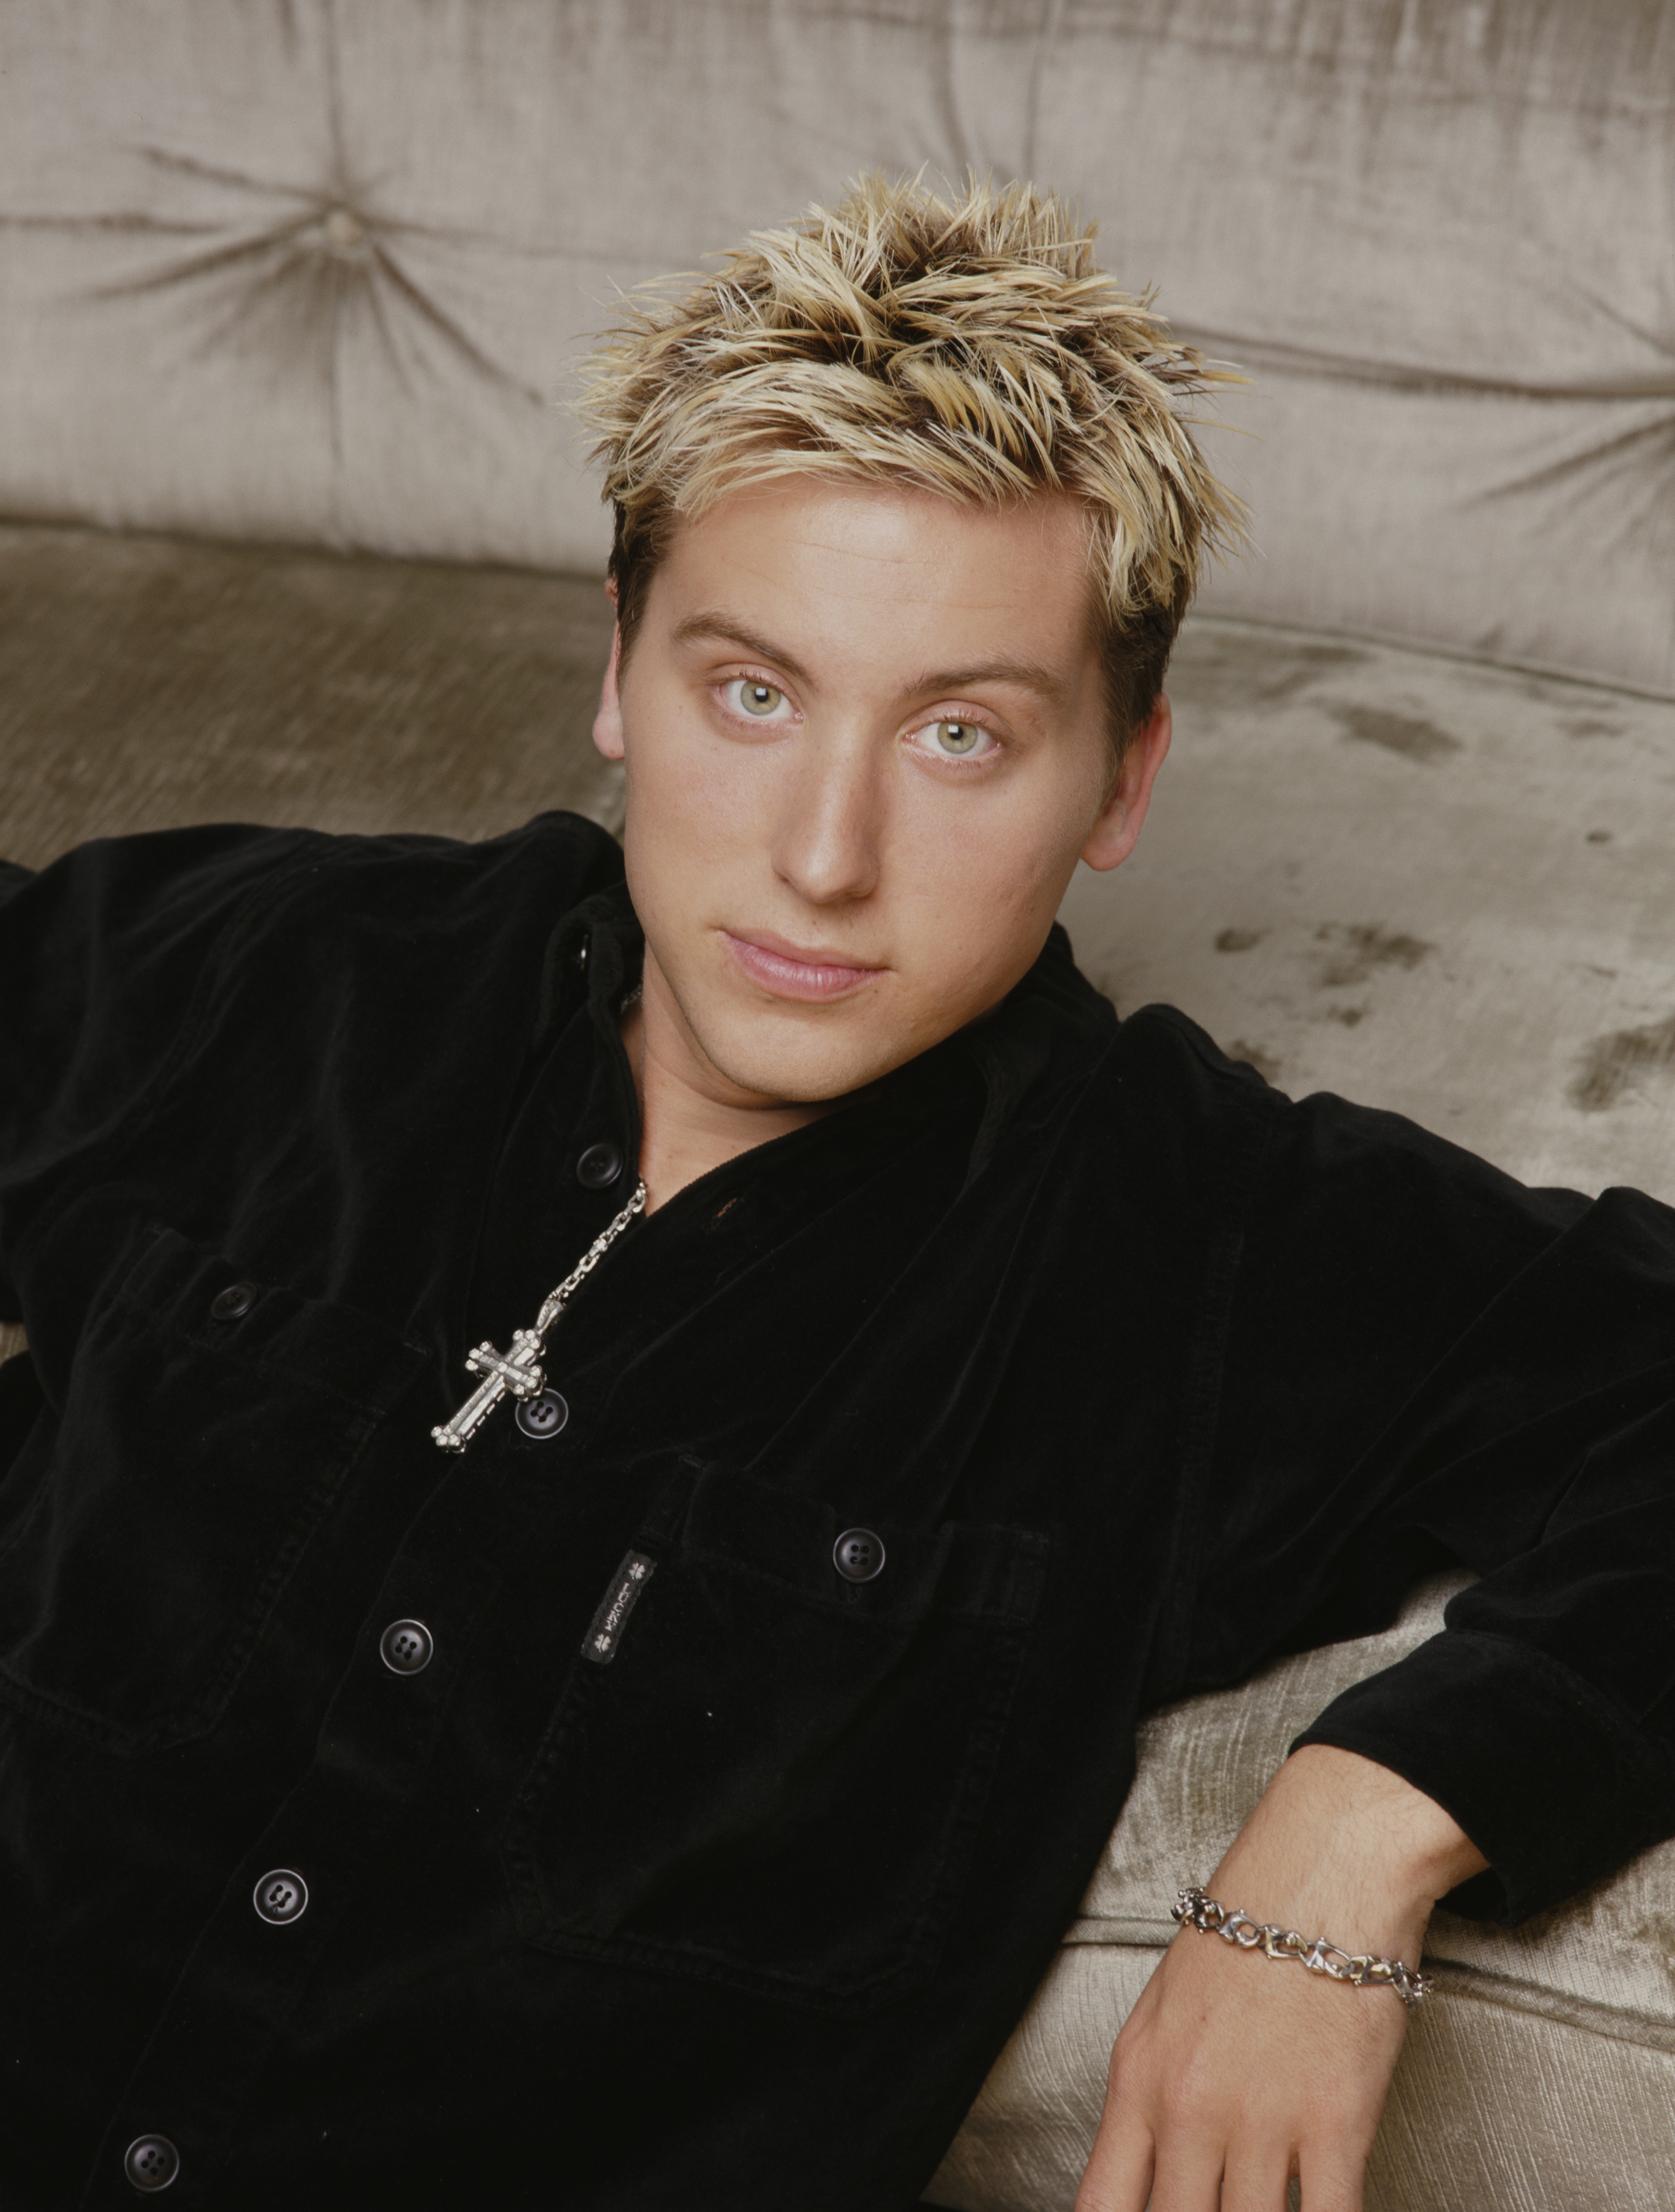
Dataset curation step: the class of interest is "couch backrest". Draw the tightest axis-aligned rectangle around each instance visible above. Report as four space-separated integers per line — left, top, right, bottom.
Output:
1 0 1670 696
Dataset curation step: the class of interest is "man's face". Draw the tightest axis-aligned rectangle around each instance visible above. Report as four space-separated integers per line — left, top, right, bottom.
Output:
594 478 1169 1109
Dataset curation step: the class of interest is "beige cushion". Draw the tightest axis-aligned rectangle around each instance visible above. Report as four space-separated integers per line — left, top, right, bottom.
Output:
927 1572 1675 2211
1046 0 1675 699
1061 615 1675 1203
0 521 622 872
0 1 1670 695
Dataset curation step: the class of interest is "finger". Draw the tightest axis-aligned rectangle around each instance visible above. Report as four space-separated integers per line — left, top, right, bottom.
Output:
1140 2133 1227 2212
1296 2143 1365 2212
1072 2113 1152 2212
1218 2142 1298 2212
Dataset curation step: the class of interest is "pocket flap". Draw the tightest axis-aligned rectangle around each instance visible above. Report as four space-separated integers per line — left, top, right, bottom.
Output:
683 1461 1048 1627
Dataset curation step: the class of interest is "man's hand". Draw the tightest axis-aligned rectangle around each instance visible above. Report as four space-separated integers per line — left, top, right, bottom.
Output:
1075 1745 1488 2211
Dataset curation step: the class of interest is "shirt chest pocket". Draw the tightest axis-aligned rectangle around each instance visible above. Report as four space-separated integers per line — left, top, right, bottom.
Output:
0 1224 424 1751
501 1462 1049 2014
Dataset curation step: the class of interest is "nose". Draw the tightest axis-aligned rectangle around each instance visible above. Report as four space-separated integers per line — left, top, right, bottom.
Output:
769 725 883 906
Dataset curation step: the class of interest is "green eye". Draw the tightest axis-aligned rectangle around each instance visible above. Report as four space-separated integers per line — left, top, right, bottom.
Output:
739 681 783 717
934 720 982 755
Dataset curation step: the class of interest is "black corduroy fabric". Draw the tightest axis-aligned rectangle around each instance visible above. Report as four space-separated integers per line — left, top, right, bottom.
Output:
1 812 1673 2209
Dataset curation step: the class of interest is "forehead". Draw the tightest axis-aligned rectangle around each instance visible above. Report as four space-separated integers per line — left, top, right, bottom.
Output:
650 479 1100 677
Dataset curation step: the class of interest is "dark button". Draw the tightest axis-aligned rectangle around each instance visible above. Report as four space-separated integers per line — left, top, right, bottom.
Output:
576 1141 623 1189
124 2135 180 2192
379 1619 434 1675
833 1528 886 1583
209 1281 256 1322
253 1869 308 1925
516 1388 569 1440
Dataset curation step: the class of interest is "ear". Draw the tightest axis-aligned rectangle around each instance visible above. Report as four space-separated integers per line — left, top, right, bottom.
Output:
593 601 625 762
1080 692 1171 873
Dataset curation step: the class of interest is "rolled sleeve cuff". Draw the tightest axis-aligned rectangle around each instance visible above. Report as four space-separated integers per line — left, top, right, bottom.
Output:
1290 1628 1675 1924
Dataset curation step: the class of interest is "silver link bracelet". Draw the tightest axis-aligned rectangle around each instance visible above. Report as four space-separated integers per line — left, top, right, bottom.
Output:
1172 1886 1435 2008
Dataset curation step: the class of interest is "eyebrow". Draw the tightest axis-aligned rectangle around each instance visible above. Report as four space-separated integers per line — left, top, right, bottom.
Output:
907 657 1070 706
670 614 816 691
670 613 1070 709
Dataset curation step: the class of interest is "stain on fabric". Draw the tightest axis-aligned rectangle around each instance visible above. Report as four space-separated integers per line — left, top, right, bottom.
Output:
1313 924 1432 988
1328 1006 1366 1027
1169 634 1370 713
1214 927 1266 952
1586 829 1613 844
1226 1039 1281 1085
1329 704 1463 764
1570 1016 1675 1113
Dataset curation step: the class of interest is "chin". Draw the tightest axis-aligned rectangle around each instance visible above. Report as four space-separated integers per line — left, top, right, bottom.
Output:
696 1008 907 1107
715 1040 887 1107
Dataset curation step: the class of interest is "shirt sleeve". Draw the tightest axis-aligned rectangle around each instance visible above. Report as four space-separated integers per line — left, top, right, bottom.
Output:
1181 1043 1675 1924
0 823 294 1315
0 812 625 1321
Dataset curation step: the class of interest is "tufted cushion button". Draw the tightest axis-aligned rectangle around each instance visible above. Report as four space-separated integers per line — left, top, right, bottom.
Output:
320 205 368 254
379 1619 434 1675
209 1282 257 1323
253 1869 308 1925
576 1141 623 1189
833 1528 886 1583
124 2135 179 2192
515 1388 569 1440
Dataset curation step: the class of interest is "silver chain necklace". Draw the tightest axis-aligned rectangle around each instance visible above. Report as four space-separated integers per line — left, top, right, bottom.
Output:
430 1178 648 1452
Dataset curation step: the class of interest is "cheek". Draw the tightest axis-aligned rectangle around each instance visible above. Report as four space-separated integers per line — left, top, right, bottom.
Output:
892 777 1093 959
624 701 765 861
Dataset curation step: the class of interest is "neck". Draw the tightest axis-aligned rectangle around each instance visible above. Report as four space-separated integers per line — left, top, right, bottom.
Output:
621 954 835 1212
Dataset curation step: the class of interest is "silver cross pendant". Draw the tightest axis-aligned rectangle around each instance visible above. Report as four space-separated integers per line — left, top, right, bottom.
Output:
430 1177 648 1456
430 1326 546 1453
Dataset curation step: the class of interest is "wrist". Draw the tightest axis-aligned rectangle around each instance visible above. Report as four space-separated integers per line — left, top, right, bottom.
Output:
1206 1745 1488 1956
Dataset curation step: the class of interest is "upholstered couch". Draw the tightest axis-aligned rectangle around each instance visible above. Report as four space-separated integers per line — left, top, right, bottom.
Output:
3 5 1673 2206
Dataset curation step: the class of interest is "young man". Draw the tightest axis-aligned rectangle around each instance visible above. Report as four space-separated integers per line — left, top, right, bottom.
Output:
1 177 1670 2211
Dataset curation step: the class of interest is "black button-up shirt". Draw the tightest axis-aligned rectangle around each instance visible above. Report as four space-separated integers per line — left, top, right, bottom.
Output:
3 813 1674 2209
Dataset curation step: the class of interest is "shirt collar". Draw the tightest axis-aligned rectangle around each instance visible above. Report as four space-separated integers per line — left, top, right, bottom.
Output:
544 877 1113 1184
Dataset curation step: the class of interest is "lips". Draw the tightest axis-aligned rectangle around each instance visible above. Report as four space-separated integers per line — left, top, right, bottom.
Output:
720 929 885 1004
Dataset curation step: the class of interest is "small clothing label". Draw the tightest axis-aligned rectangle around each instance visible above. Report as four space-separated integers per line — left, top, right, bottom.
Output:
581 1550 656 1664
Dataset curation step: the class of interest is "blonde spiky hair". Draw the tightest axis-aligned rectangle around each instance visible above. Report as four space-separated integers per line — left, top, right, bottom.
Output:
579 173 1246 745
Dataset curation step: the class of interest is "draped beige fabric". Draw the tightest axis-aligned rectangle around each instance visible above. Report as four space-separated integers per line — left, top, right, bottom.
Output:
0 1 1670 694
